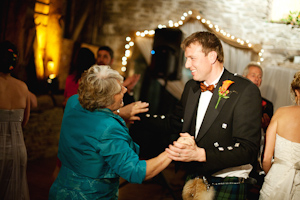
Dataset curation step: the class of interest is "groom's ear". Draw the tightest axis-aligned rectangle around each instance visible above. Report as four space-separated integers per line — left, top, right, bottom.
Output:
208 51 217 64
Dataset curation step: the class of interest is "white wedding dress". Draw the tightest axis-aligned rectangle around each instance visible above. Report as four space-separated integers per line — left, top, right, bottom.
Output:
259 134 300 200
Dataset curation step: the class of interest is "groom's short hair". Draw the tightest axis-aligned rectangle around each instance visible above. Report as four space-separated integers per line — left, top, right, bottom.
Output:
181 31 224 63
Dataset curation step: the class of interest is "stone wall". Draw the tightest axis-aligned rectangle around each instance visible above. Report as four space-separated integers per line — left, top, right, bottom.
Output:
98 0 300 72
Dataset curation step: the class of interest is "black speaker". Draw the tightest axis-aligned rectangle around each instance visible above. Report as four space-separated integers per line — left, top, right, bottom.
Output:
149 28 183 80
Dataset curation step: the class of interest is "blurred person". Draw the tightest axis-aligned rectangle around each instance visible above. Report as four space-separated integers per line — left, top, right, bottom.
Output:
243 62 273 134
0 41 30 200
243 63 274 199
62 47 96 108
49 65 171 199
96 46 141 104
29 91 38 108
259 71 300 200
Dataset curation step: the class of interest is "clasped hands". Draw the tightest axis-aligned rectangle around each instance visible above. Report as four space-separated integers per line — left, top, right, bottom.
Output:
166 133 206 162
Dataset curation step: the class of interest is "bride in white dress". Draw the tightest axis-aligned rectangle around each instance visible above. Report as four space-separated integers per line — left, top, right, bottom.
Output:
260 71 300 200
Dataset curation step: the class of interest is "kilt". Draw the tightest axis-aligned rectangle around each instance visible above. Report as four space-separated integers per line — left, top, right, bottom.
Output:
210 177 247 200
185 175 248 200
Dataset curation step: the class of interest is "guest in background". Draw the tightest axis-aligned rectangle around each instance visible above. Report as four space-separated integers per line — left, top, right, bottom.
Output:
62 47 96 108
259 71 300 200
243 62 273 134
49 65 171 199
243 62 274 199
96 45 141 105
0 41 30 200
63 46 148 121
29 91 38 108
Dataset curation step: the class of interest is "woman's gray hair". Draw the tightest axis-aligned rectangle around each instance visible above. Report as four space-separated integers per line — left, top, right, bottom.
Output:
78 65 124 111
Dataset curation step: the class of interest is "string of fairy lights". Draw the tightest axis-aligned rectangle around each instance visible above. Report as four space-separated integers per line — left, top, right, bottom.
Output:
121 10 264 73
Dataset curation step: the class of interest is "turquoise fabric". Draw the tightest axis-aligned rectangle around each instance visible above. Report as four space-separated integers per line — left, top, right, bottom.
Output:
49 95 146 199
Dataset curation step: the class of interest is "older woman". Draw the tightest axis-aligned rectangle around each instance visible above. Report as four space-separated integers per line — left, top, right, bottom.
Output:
259 71 300 200
49 65 171 199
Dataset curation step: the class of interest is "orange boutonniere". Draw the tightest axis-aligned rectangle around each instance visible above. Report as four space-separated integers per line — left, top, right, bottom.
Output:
215 80 234 109
262 100 267 107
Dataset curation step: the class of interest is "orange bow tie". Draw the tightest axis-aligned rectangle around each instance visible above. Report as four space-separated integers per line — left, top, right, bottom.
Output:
200 82 215 93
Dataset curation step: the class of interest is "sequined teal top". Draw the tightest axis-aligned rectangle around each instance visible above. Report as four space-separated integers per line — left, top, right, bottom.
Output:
49 95 146 199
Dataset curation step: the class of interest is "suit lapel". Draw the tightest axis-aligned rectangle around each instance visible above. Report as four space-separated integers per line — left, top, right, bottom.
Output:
195 69 231 142
182 83 201 135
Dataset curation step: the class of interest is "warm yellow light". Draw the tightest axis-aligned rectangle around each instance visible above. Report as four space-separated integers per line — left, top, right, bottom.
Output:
149 30 155 35
121 67 127 72
49 73 56 79
47 61 55 71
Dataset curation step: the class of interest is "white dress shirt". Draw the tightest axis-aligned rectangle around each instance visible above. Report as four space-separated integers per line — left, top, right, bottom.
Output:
195 68 223 138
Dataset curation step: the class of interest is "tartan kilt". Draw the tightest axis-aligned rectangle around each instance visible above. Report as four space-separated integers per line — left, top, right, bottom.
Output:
184 175 248 200
210 177 247 200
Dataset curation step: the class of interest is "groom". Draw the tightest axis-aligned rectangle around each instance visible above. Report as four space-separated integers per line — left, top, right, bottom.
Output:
165 31 262 199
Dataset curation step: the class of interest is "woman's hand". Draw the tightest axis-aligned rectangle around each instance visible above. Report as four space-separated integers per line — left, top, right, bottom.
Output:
118 101 149 123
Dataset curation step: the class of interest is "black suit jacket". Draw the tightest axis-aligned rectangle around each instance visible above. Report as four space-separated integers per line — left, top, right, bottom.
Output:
166 69 261 176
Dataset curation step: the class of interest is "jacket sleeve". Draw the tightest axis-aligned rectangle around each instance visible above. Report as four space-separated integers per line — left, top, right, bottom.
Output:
99 126 147 184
